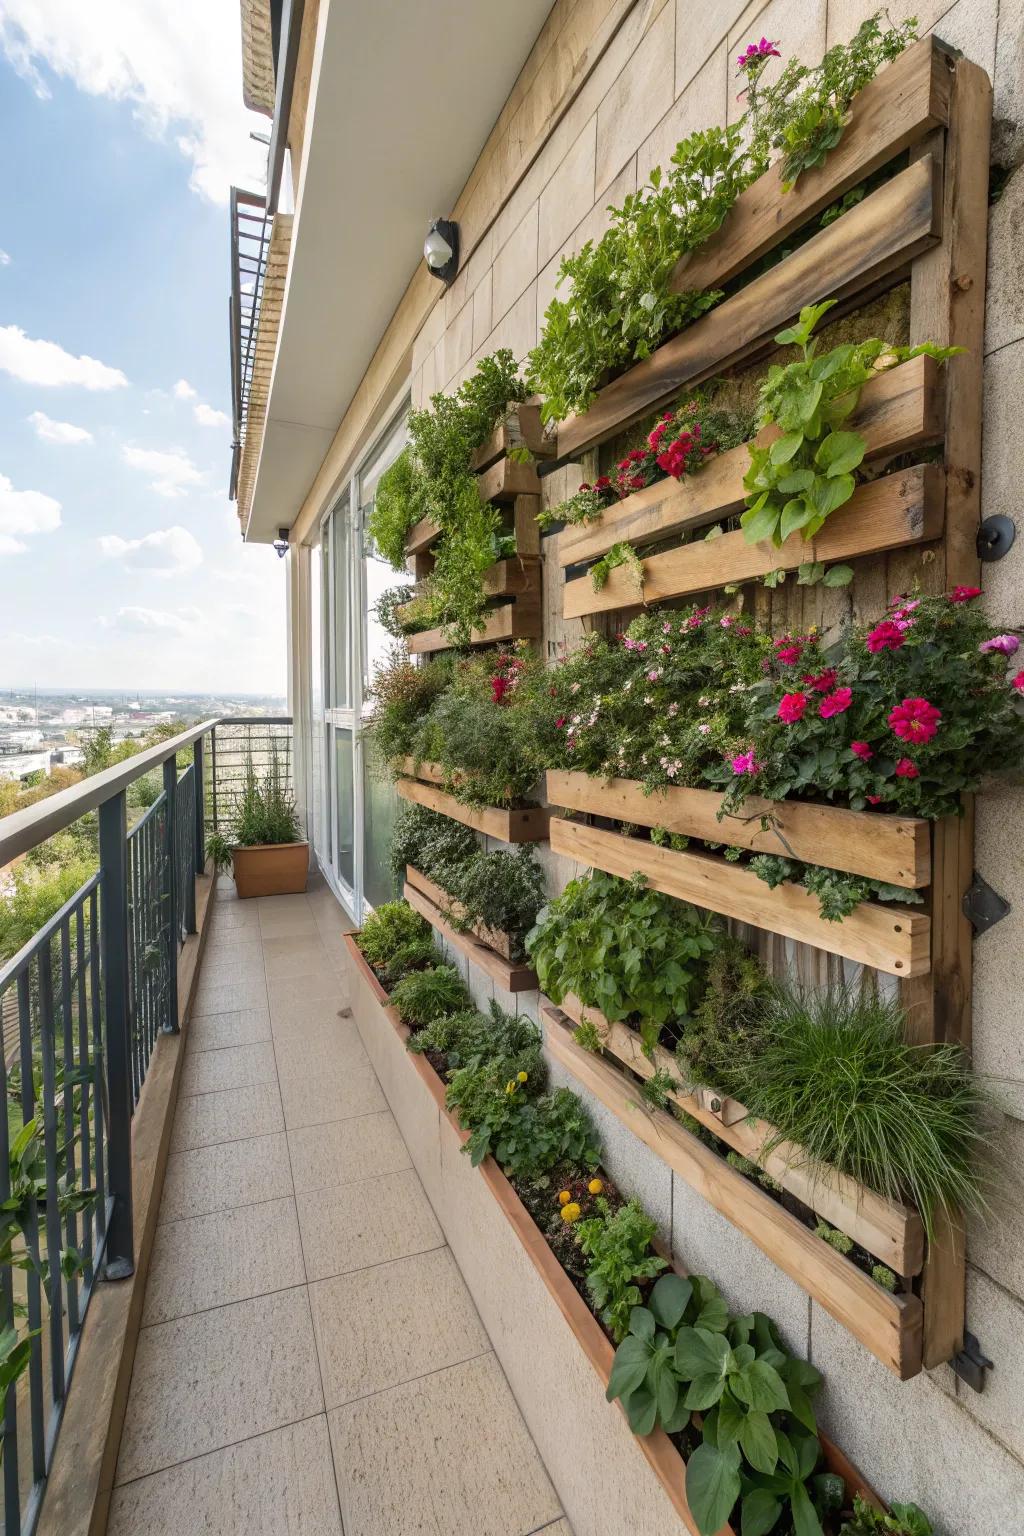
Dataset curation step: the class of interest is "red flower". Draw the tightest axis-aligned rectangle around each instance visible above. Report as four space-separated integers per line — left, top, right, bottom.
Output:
819 687 853 718
865 620 906 654
850 741 873 761
774 639 803 665
866 794 883 805
888 697 942 744
555 717 565 729
491 675 510 705
949 585 982 603
777 691 808 723
1013 671 1024 693
802 668 837 693
895 758 919 779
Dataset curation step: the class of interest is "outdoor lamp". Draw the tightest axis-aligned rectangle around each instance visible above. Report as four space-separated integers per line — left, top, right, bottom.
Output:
423 218 459 283
273 527 289 559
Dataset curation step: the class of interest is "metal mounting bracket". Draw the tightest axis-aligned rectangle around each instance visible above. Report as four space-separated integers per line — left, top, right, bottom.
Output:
962 872 1011 933
952 1331 993 1392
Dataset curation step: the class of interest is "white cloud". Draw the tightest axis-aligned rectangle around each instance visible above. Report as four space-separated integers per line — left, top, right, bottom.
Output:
98 525 203 576
0 249 10 266
0 473 61 554
172 378 196 400
102 606 191 636
121 444 204 499
0 2 267 203
0 325 128 389
28 410 93 445
194 402 230 429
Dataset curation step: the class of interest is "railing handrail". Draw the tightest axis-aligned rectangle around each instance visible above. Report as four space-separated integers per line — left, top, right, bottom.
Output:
0 715 292 866
0 870 102 987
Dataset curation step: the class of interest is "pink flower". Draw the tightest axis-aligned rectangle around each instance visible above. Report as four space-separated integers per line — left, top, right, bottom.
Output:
819 688 853 719
980 634 1021 656
737 37 780 68
775 643 803 666
803 668 837 693
866 620 906 654
866 794 883 805
555 717 565 729
888 697 942 745
895 758 919 779
1013 671 1024 693
777 692 808 723
950 586 981 604
647 669 661 682
730 750 761 775
850 741 873 761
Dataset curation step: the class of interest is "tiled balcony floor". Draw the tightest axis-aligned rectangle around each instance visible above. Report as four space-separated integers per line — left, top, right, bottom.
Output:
109 877 569 1536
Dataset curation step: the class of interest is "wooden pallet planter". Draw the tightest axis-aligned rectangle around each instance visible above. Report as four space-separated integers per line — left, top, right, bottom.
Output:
405 864 516 959
546 771 930 889
396 767 549 843
550 816 929 976
553 990 924 1276
542 1001 924 1379
403 869 537 992
470 402 554 472
343 930 884 1526
404 562 542 653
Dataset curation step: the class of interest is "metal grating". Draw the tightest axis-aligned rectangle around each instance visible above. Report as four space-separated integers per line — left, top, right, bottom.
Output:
229 188 272 503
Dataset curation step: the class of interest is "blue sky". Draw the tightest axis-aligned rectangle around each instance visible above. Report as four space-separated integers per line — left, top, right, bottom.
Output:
0 2 287 696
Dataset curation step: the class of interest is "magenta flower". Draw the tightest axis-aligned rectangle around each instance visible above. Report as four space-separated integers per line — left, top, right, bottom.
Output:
802 668 837 694
949 585 981 604
895 757 919 779
730 750 761 775
866 794 883 805
888 697 942 745
775 642 803 666
865 620 906 654
777 692 808 723
980 634 1020 656
1013 671 1024 693
737 37 780 69
850 741 873 761
819 688 853 719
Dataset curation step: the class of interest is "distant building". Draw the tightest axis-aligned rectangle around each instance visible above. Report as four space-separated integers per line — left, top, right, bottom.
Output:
0 750 51 782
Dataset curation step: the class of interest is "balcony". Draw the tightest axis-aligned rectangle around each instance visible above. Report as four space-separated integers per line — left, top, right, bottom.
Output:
0 720 566 1536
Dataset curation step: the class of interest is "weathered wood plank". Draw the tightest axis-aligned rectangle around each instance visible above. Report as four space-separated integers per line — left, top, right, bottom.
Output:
406 598 542 653
396 777 549 843
471 403 554 471
404 880 537 991
671 38 951 295
557 356 943 568
543 1005 923 1378
481 557 542 597
406 864 514 961
563 464 944 618
555 156 941 459
405 514 440 555
549 817 930 976
545 772 930 888
478 455 541 502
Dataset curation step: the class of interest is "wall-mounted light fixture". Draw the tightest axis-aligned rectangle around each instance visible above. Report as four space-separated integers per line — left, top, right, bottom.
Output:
273 527 289 559
423 218 459 284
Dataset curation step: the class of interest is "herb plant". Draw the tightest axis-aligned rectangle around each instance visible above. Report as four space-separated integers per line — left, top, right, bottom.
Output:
232 749 300 847
575 1197 667 1341
358 901 431 972
841 1495 933 1535
389 964 470 1029
367 449 424 568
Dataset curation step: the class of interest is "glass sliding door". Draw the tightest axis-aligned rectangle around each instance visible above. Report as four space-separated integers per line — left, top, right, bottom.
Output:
322 489 357 912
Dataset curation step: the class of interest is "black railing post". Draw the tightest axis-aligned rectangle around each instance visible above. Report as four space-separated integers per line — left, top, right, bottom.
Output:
193 732 206 874
98 791 134 1280
162 757 180 1033
211 725 219 832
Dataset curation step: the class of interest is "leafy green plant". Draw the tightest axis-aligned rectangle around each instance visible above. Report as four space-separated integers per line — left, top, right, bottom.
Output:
814 1221 854 1256
389 964 469 1028
411 648 544 808
367 448 424 569
388 802 479 884
740 301 959 548
233 749 301 847
374 583 418 639
364 647 454 768
526 871 718 1037
358 901 431 972
746 853 923 922
641 1067 680 1110
205 831 232 872
442 845 545 957
575 1198 667 1341
872 1264 897 1293
841 1495 933 1536
591 540 645 593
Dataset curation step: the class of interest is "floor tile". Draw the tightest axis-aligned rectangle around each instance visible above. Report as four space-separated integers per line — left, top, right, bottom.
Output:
171 1081 283 1151
278 1060 386 1129
258 911 321 938
270 1019 364 1068
264 944 334 983
288 1110 411 1193
310 1248 487 1407
180 1040 278 1096
296 1170 443 1282
192 975 268 1018
257 894 313 917
160 1133 293 1222
108 1417 343 1536
268 972 343 1011
116 1288 323 1483
269 997 353 1038
187 1006 271 1051
144 1197 305 1324
327 1354 562 1536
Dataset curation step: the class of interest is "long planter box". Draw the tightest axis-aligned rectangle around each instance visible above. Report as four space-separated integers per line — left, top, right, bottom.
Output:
396 773 549 843
542 1002 924 1380
406 864 515 959
342 933 883 1530
403 874 538 992
553 991 923 1277
550 816 930 977
406 598 542 653
562 464 944 618
546 771 930 890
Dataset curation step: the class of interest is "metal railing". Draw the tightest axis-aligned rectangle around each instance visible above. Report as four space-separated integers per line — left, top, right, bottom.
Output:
0 716 291 1534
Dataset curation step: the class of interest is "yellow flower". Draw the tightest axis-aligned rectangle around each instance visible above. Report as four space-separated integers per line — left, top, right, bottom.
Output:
560 1202 582 1224
517 1070 528 1083
505 1080 516 1095
557 1189 571 1206
588 1178 604 1195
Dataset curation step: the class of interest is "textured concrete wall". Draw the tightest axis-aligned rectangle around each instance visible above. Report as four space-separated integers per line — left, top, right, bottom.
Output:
400 0 1024 1529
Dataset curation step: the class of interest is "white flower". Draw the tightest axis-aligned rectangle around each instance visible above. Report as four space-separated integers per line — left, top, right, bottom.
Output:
698 723 711 735
699 696 711 707
668 703 679 718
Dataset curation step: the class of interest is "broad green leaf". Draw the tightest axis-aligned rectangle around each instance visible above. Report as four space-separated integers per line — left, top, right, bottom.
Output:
686 1443 742 1536
606 1334 651 1402
789 1479 826 1536
739 1409 778 1474
649 1273 693 1331
779 498 815 543
733 1359 791 1413
624 1382 658 1436
740 498 780 547
695 1294 730 1333
814 429 866 476
741 1488 783 1536
808 472 855 520
822 563 854 587
797 561 825 586
769 432 804 466
716 1388 744 1445
630 1306 656 1342
684 1372 728 1410
675 1326 730 1380
776 468 815 494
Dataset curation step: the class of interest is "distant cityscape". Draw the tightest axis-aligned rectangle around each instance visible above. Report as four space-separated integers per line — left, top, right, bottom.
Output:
0 687 288 784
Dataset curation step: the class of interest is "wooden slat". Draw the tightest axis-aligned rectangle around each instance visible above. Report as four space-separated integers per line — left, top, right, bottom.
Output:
397 757 446 784
550 817 930 976
404 881 538 991
471 403 554 471
557 356 943 568
405 514 440 555
671 38 951 295
406 597 542 653
478 456 541 502
481 557 542 597
396 777 549 843
545 773 930 888
555 156 941 459
542 1006 923 1379
406 864 515 960
554 993 923 1275
563 463 944 618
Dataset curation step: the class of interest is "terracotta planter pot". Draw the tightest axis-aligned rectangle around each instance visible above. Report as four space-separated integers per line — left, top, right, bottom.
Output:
231 841 308 898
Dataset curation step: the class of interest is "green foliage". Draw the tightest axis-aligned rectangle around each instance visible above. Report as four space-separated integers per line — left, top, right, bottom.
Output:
591 540 645 594
389 964 469 1028
233 748 300 848
410 648 544 808
641 1067 680 1109
455 348 527 445
527 871 718 1035
205 831 232 873
0 859 97 965
740 301 959 548
442 845 545 959
841 1494 933 1536
364 648 454 768
573 1019 605 1054
357 901 430 972
388 802 479 885
872 1265 897 1293
746 854 924 922
367 449 424 570
374 583 418 639
814 1221 854 1256
575 1198 667 1341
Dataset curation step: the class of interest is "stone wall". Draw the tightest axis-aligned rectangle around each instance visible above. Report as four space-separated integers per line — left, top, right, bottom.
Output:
407 1 1024 1529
